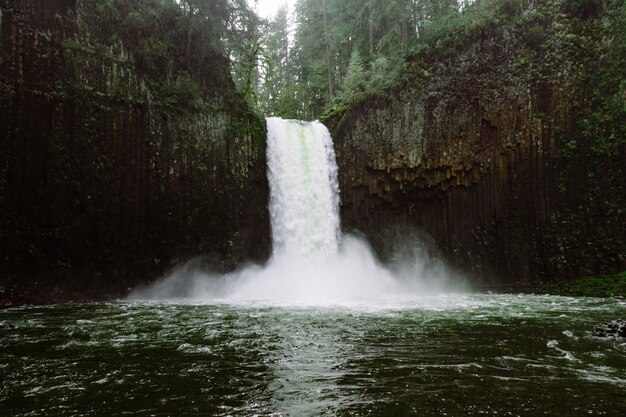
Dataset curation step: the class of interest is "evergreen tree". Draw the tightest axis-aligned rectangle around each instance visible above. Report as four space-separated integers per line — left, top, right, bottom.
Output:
260 6 291 116
342 48 367 100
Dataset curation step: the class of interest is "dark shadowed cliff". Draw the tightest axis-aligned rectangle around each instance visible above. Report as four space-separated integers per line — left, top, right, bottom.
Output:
0 0 270 303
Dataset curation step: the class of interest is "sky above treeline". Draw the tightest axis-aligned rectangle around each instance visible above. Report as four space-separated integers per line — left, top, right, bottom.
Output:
251 0 296 18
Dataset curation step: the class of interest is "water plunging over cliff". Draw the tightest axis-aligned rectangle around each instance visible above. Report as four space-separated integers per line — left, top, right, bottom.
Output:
266 117 340 259
130 118 465 304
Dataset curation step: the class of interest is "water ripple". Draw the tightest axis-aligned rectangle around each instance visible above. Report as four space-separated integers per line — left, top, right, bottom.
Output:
0 294 624 416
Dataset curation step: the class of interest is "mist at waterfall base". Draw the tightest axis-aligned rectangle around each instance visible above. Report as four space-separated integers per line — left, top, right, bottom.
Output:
130 234 465 305
130 118 467 305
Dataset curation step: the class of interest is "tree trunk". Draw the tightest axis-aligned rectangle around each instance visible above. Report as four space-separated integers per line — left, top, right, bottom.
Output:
400 18 408 51
369 14 374 56
186 8 193 72
322 0 334 97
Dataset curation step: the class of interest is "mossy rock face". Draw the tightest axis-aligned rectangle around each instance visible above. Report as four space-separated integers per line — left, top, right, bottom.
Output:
325 0 625 285
0 0 270 302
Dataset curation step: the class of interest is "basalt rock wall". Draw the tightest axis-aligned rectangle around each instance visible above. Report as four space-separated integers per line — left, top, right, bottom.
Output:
326 1 625 285
0 0 270 302
330 84 565 285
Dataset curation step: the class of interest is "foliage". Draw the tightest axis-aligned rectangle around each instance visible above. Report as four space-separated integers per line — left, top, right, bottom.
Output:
253 0 531 119
559 0 603 18
544 271 626 297
83 0 261 107
341 48 367 101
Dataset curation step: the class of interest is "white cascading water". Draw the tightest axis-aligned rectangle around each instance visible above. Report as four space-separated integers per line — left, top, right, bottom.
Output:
266 117 340 259
129 117 466 305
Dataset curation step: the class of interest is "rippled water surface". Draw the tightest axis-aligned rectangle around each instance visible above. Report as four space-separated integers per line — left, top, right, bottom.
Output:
1 294 625 416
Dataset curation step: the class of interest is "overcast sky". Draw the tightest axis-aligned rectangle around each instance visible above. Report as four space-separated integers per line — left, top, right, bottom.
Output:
251 0 296 19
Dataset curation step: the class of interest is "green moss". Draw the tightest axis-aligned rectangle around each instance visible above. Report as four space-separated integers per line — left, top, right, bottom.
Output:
320 85 400 125
528 271 626 297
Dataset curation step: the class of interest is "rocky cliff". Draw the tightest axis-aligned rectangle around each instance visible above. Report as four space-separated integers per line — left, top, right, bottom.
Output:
0 0 270 303
325 0 625 285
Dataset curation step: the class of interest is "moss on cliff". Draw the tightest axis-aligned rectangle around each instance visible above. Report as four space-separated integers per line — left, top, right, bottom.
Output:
541 271 626 297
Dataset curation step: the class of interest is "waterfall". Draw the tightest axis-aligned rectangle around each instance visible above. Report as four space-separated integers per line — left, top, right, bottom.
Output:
129 118 466 304
266 117 341 259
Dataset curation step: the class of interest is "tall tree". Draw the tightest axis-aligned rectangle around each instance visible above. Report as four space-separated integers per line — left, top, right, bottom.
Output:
260 5 292 116
342 48 367 99
322 0 335 98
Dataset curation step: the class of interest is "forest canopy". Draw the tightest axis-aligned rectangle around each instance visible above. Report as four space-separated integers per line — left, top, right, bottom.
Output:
248 0 624 120
82 0 624 122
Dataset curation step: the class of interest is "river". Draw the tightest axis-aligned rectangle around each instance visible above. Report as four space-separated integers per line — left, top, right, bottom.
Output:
1 294 624 416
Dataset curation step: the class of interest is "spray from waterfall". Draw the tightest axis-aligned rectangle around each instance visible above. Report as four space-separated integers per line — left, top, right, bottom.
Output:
129 118 467 305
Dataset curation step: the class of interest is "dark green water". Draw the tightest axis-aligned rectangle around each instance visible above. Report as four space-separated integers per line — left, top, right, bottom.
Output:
1 294 625 416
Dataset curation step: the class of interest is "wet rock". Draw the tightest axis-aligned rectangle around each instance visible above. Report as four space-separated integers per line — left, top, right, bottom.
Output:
0 321 16 330
593 320 626 338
